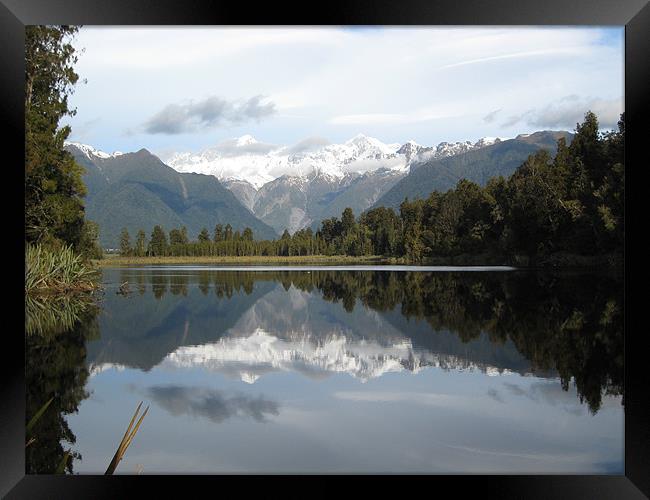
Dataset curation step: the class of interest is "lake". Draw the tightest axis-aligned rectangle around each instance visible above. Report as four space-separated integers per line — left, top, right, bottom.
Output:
25 266 624 474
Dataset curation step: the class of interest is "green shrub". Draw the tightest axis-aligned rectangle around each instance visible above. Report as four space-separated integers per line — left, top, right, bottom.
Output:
25 243 99 294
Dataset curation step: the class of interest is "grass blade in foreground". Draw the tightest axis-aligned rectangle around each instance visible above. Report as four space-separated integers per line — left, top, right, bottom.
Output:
105 401 149 475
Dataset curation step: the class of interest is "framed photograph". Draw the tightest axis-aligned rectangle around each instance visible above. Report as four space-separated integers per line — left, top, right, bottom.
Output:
7 0 648 497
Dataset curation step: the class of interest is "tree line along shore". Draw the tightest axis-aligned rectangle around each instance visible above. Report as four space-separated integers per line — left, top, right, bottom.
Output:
115 111 623 269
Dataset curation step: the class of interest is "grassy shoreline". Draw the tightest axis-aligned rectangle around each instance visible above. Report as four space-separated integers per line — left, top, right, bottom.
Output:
93 254 391 267
94 251 623 269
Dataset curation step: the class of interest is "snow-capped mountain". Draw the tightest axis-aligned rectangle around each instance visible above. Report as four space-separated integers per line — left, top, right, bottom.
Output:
163 133 408 189
162 134 500 190
64 141 125 160
397 136 502 169
162 134 502 234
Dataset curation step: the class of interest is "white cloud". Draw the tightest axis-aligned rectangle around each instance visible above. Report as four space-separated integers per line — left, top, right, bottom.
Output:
64 26 624 153
501 96 623 129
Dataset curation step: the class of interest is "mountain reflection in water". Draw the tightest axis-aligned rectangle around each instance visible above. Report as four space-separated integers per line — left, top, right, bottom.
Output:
27 267 624 474
89 268 622 414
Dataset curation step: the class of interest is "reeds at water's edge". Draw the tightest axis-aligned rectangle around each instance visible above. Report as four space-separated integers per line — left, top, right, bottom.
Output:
25 243 100 294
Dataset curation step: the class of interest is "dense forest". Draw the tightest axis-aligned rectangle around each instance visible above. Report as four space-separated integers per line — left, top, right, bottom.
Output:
119 111 624 266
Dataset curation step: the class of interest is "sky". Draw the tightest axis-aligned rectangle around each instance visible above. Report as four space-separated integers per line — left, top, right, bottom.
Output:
62 26 624 158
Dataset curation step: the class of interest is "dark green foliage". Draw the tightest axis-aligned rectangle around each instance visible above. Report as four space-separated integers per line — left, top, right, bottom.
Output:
119 228 131 256
147 225 168 256
359 207 402 256
77 220 103 260
386 112 622 263
25 26 83 247
135 230 147 257
24 25 102 258
198 227 210 243
214 224 224 242
341 207 355 234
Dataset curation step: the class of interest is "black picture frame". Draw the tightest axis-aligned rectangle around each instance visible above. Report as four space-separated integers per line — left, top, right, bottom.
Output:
4 0 648 497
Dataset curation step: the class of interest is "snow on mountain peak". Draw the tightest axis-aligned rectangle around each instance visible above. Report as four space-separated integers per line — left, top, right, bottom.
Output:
345 133 398 155
64 141 124 160
162 133 504 189
346 132 371 144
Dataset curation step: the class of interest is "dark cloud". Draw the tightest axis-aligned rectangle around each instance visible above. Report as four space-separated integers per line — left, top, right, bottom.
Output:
286 136 331 154
145 385 280 423
234 95 277 124
500 96 622 129
482 109 501 123
143 95 277 135
145 103 190 134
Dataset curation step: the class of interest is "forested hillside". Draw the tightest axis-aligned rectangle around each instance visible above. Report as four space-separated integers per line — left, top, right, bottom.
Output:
67 145 278 247
375 131 573 210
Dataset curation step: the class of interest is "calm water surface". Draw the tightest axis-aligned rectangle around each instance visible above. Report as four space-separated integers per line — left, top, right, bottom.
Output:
26 266 624 474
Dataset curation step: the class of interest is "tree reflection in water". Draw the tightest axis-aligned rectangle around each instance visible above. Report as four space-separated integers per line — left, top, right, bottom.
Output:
117 268 623 414
25 294 99 474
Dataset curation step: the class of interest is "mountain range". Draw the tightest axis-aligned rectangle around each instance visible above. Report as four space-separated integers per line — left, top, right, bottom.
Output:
162 134 508 234
67 129 572 246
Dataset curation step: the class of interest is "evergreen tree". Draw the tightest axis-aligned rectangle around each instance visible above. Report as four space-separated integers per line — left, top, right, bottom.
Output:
148 225 168 256
135 230 146 257
169 228 184 246
119 228 131 256
214 224 224 242
78 220 103 259
25 26 87 249
198 228 210 243
341 208 355 235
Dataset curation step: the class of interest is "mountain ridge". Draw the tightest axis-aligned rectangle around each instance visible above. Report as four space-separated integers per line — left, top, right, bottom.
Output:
373 130 573 210
65 143 278 247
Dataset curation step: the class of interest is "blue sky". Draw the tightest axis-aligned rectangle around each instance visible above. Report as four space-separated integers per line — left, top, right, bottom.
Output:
63 26 624 156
